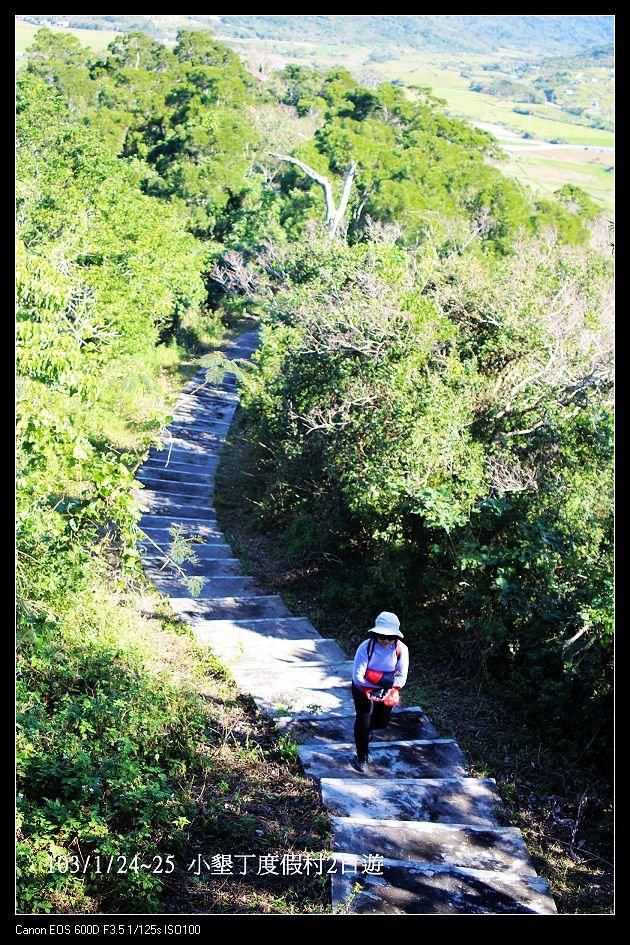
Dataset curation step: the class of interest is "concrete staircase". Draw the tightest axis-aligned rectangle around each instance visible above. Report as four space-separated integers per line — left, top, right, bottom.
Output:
135 330 557 915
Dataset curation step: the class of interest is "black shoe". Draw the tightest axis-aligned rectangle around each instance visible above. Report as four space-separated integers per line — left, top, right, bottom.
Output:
356 754 369 773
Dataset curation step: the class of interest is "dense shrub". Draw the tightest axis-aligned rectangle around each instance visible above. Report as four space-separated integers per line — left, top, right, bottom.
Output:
236 229 613 754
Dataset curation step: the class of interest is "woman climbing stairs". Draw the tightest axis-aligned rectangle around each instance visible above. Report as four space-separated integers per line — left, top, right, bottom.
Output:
135 329 557 915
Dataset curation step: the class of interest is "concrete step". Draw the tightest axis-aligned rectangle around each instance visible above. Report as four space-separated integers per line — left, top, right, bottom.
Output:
148 575 261 599
167 410 232 425
136 476 214 498
173 398 237 414
320 777 502 826
227 662 355 717
250 686 356 719
175 388 239 403
178 389 239 405
144 450 220 472
181 395 238 410
192 617 322 644
182 379 238 396
171 408 235 425
274 708 439 744
139 543 235 562
137 464 216 484
184 388 238 403
169 595 293 621
135 491 215 519
219 329 260 360
162 426 227 449
139 514 221 534
168 414 232 431
149 431 218 451
230 661 355 692
330 854 557 914
137 515 227 544
149 435 223 456
331 818 538 875
141 557 243 578
187 340 257 375
298 740 467 781
167 415 233 433
216 637 347 667
141 460 219 479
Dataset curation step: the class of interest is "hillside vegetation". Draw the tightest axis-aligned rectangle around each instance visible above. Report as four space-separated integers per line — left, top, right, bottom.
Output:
19 15 614 55
16 17 615 213
16 26 613 913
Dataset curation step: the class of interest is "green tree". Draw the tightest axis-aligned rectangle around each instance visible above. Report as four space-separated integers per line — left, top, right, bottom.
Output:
25 27 97 115
101 30 174 72
269 73 551 251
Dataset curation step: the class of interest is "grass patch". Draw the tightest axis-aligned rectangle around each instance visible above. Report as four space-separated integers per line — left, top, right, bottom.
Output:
15 20 120 70
376 55 473 91
488 153 614 214
226 36 372 72
17 570 332 914
79 307 250 457
17 310 334 914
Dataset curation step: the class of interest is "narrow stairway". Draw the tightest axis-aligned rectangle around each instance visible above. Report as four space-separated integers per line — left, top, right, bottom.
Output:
135 330 557 915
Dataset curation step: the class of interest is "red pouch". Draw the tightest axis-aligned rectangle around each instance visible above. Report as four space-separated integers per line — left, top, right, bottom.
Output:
365 669 383 684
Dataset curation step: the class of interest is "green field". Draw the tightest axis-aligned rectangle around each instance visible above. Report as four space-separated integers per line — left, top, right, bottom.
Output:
376 56 613 145
492 150 614 213
376 55 474 90
371 53 614 212
439 88 613 147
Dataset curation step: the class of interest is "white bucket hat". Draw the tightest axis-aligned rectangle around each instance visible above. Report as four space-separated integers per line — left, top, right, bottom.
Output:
368 611 403 639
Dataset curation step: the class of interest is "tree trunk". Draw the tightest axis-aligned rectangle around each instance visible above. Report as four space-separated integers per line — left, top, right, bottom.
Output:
269 152 356 237
330 162 357 238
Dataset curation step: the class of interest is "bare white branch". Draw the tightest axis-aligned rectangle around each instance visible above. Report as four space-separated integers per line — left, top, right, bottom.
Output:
269 152 357 237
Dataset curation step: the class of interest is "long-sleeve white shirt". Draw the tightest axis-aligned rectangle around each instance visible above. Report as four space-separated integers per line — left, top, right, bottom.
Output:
352 638 409 690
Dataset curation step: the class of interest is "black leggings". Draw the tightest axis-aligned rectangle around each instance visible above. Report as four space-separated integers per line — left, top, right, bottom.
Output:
352 683 393 759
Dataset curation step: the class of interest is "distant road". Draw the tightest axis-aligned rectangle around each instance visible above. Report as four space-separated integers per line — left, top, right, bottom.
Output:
472 121 614 154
